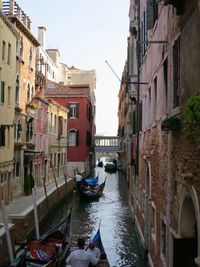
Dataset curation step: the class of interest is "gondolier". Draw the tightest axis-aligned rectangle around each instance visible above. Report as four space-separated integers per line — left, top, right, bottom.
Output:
66 238 98 267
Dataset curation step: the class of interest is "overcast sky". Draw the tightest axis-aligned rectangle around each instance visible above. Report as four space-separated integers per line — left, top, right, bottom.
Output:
17 0 129 136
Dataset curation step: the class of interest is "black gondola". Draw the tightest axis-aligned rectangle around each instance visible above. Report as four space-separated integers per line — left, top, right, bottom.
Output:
10 207 72 267
79 178 107 201
88 226 110 267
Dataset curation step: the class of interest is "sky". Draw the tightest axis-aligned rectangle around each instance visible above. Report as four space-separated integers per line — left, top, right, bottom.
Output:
17 0 129 136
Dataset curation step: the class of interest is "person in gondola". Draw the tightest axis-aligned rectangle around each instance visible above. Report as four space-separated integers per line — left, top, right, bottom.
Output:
66 238 98 267
75 172 83 192
87 241 100 260
96 253 108 267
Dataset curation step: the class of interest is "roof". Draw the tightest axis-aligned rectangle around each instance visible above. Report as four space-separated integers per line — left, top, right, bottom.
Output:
44 81 90 97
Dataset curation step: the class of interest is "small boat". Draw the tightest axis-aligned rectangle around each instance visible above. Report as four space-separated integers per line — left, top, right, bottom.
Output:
79 178 107 201
10 207 72 267
104 162 117 173
88 226 110 267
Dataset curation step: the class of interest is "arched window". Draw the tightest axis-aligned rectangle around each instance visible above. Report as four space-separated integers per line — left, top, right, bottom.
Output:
68 129 79 146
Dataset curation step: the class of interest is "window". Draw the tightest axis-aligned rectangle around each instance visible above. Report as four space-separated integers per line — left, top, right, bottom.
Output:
68 103 79 118
173 37 180 108
16 162 20 177
29 47 32 66
58 116 63 136
27 84 30 103
20 38 23 57
153 77 157 121
0 126 5 147
15 76 19 105
54 153 57 167
163 58 168 112
8 86 11 106
151 204 156 236
40 135 43 151
7 127 10 147
7 43 11 64
161 219 167 257
54 115 57 133
68 129 79 146
86 131 92 146
147 0 159 30
2 41 6 61
0 81 5 104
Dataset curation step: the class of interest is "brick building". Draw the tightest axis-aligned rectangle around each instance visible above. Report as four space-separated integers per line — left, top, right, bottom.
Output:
126 0 200 267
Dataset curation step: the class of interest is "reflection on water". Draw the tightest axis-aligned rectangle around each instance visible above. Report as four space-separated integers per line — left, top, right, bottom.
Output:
43 167 147 267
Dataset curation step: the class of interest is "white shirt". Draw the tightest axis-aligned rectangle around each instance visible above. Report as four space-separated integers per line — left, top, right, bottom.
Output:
75 174 82 182
87 247 100 259
66 249 98 267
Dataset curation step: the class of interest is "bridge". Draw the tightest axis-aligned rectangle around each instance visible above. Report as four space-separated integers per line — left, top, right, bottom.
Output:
94 135 120 158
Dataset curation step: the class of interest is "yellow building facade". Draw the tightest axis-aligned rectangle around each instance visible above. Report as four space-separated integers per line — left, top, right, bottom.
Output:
0 9 17 204
47 99 68 182
3 1 40 198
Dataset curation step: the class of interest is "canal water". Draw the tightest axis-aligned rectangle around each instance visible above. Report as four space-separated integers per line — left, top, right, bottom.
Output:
42 167 147 267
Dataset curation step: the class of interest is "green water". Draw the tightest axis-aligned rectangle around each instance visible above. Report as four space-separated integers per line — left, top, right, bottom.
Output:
42 167 147 267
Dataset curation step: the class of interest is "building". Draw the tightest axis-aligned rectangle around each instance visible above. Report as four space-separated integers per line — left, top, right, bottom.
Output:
45 82 94 176
2 0 40 198
47 99 68 182
127 0 200 267
0 4 17 204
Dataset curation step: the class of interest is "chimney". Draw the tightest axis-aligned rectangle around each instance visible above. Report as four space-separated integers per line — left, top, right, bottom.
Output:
23 13 27 27
9 0 14 15
38 26 46 48
16 6 22 20
27 17 31 30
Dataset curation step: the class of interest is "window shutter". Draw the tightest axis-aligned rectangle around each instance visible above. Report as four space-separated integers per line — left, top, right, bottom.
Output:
147 0 154 30
67 103 72 119
76 130 79 146
76 103 79 118
173 38 180 108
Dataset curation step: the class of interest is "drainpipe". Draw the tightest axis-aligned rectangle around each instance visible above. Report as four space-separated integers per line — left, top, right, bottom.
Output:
136 0 141 176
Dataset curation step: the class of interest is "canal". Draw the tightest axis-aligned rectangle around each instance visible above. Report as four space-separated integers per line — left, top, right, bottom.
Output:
42 167 147 267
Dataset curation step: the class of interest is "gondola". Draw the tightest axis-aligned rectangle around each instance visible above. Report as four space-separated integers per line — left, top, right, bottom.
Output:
79 178 107 201
104 162 117 173
88 226 110 267
10 207 72 267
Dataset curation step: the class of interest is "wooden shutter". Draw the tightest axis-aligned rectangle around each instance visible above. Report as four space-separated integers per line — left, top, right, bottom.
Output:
76 103 79 118
76 130 79 146
147 0 154 30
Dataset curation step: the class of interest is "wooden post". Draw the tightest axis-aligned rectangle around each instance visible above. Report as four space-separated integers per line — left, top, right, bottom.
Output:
0 200 14 261
32 188 40 239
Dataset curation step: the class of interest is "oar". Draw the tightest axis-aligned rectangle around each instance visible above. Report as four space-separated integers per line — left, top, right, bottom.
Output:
81 185 115 202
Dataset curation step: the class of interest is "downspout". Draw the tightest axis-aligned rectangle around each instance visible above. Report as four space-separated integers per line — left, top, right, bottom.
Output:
136 0 141 176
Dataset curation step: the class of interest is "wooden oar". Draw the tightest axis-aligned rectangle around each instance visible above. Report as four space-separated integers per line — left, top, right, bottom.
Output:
81 185 115 202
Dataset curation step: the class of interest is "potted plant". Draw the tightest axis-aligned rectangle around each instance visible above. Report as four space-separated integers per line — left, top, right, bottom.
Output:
161 116 181 132
182 95 200 140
